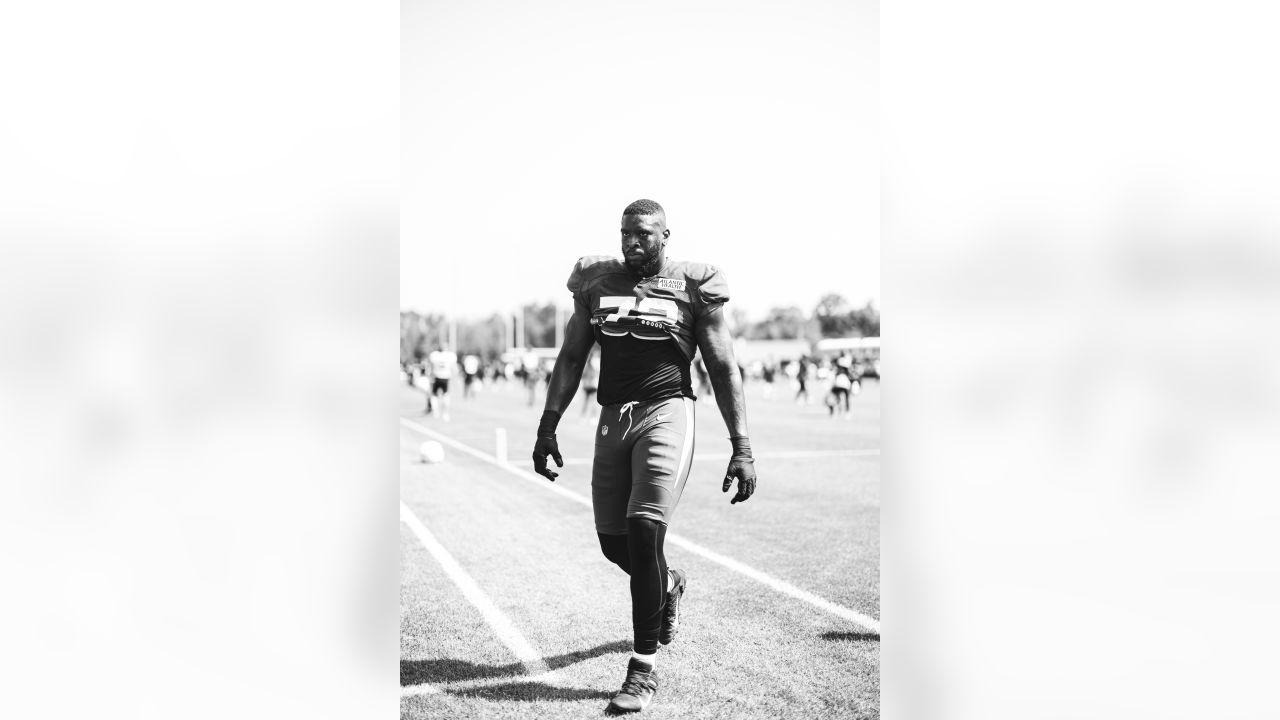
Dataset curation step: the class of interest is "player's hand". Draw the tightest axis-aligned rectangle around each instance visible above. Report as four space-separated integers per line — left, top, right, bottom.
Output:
722 455 757 504
532 435 563 481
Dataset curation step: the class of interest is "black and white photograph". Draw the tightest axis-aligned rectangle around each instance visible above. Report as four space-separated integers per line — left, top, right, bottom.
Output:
399 0 879 716
8 1 1280 719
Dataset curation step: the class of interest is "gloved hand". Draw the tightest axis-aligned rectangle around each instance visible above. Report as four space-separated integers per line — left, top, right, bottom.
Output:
722 435 757 504
532 435 563 481
532 410 563 481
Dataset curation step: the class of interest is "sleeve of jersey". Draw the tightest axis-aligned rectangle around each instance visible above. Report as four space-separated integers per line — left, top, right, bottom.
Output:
694 265 731 317
566 257 591 316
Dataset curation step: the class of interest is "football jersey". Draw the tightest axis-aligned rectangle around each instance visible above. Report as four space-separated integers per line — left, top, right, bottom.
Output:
567 256 730 405
428 350 456 379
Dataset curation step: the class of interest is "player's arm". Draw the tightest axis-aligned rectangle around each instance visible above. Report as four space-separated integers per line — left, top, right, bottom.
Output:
695 305 757 504
531 309 594 481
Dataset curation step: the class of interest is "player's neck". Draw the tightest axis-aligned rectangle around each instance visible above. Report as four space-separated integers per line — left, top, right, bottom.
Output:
629 251 666 280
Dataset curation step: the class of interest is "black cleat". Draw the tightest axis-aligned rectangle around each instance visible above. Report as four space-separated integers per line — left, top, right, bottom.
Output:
659 568 687 646
607 658 658 714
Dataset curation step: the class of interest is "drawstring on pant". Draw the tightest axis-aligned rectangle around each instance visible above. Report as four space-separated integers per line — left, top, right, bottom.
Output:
618 401 639 438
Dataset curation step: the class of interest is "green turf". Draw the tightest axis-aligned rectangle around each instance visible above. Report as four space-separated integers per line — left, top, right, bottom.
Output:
400 379 879 718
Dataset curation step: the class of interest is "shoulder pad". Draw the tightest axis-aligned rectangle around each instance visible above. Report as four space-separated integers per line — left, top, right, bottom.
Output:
669 259 730 306
567 255 625 293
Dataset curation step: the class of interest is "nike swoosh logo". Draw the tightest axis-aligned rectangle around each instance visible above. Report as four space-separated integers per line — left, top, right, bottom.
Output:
655 413 671 422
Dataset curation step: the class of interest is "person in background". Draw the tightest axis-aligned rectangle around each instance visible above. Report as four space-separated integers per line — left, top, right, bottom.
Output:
426 347 457 421
794 356 810 405
461 354 481 399
580 349 600 417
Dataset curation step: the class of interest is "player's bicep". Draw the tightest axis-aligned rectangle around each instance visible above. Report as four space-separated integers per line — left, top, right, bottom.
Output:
695 305 736 372
558 309 595 364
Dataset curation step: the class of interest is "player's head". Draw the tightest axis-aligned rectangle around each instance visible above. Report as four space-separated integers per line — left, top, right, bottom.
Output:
620 199 670 275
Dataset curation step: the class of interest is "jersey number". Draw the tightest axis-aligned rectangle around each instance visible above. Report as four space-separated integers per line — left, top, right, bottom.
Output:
598 296 679 338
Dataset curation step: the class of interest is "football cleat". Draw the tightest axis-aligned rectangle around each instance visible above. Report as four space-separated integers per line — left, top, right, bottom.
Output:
607 658 659 714
659 569 687 646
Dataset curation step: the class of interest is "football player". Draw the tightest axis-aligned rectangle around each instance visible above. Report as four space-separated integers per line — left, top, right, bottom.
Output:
426 347 456 421
532 199 756 714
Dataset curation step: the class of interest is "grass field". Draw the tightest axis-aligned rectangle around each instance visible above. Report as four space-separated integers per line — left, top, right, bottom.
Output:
400 377 880 719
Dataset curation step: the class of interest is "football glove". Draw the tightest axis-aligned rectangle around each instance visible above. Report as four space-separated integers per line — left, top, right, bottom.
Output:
532 410 563 481
722 435 757 504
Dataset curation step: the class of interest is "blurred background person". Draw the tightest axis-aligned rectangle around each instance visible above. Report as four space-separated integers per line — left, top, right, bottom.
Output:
426 347 456 420
794 355 811 405
522 350 541 407
461 353 481 399
580 349 600 418
761 360 777 400
829 363 853 418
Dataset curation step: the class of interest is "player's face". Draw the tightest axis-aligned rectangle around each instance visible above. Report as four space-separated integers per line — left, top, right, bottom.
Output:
620 214 667 271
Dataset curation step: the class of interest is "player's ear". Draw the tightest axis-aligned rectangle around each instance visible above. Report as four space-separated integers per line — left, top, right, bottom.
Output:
663 229 670 239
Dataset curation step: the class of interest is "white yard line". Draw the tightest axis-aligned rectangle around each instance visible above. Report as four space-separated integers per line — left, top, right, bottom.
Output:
401 418 881 634
399 501 553 688
663 533 881 630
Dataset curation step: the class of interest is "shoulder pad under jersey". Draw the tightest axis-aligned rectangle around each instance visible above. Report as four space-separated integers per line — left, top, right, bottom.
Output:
566 255 626 294
666 259 731 307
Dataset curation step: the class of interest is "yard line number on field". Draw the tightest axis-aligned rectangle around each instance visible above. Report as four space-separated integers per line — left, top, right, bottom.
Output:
401 418 880 634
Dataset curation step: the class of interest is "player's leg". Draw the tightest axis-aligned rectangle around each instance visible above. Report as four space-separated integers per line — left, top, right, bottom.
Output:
593 407 666 715
597 532 631 573
625 515 668 657
627 397 695 650
592 403 635 573
601 514 666 715
604 398 693 714
430 379 443 418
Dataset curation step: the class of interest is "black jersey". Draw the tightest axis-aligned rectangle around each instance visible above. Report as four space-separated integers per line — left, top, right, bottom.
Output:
566 256 731 405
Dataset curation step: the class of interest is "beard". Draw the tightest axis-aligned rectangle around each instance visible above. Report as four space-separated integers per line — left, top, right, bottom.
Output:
623 246 662 278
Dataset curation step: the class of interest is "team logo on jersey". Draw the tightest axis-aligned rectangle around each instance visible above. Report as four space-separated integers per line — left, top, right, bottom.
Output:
655 277 686 292
601 425 609 436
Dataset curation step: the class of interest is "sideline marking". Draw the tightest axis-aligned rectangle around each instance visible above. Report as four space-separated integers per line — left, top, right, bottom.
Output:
401 418 881 634
399 501 552 683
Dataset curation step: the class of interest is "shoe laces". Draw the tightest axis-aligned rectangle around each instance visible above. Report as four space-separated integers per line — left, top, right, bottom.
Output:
621 667 656 697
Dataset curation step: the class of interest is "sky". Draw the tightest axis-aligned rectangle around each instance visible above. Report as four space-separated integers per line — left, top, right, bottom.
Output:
402 0 878 321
